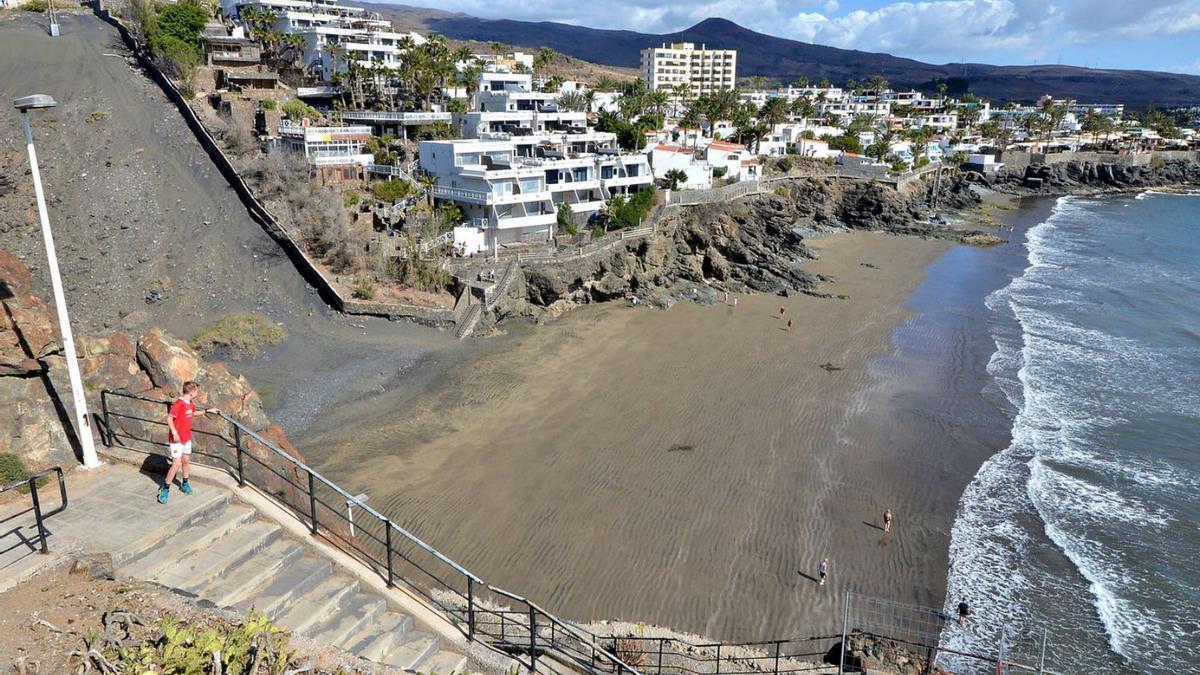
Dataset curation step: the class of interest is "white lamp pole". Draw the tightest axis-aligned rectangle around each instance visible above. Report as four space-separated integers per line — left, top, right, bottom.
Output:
15 95 100 469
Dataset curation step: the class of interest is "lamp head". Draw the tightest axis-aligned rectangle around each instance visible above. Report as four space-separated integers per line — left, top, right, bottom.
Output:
13 95 58 113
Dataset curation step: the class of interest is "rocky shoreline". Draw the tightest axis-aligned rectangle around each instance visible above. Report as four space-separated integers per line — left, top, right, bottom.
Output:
487 173 986 327
988 157 1200 197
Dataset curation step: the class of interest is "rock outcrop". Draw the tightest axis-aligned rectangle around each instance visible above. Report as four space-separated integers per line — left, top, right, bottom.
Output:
840 631 949 675
493 174 982 324
993 158 1200 195
0 250 302 477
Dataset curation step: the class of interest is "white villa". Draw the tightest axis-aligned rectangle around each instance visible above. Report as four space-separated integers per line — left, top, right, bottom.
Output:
223 0 425 80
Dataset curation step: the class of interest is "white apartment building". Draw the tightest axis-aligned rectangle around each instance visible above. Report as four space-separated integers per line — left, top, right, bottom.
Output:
225 0 425 80
420 134 653 253
641 42 737 105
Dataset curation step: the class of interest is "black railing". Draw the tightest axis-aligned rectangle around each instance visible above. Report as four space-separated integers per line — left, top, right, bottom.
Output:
99 390 639 675
0 466 68 555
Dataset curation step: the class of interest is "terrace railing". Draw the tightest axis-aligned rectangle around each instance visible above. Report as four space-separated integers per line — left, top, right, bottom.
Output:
0 466 68 555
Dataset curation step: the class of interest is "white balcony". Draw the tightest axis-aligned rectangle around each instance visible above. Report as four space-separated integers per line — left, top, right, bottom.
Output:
547 179 601 192
602 174 653 188
432 185 551 206
494 212 556 230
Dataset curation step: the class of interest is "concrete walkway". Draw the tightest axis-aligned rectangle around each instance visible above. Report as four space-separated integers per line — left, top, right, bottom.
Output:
0 462 475 673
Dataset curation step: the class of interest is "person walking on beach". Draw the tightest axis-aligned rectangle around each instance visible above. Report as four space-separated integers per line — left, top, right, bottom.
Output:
818 558 829 586
884 508 893 533
787 319 794 332
779 306 786 320
158 381 219 504
957 599 971 625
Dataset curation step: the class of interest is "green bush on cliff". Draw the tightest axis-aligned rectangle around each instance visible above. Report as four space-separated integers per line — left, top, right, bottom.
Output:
191 312 287 358
20 0 48 11
0 453 46 492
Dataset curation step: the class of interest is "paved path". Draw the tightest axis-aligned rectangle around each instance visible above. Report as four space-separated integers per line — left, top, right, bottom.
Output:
0 463 473 673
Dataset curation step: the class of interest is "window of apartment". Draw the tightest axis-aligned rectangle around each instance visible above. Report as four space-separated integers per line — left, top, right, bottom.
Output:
601 165 614 179
572 168 588 182
518 177 541 194
492 181 513 196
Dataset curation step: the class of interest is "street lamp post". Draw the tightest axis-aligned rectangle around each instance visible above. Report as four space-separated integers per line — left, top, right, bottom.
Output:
14 95 100 469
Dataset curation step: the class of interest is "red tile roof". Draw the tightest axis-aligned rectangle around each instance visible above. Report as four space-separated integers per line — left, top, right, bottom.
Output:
654 145 693 154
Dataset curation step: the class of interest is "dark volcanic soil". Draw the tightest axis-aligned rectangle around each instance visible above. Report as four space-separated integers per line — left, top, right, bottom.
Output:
0 10 459 433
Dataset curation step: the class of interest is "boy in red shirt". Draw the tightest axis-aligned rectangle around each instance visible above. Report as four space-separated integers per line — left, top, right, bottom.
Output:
158 381 219 504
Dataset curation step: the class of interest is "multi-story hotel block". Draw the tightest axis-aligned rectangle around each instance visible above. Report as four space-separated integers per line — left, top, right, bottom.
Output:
640 42 737 106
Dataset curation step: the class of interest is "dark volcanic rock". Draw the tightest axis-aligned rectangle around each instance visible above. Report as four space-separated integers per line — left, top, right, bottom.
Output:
995 158 1200 195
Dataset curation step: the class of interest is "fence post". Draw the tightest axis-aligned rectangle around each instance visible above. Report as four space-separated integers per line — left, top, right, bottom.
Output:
100 391 112 447
773 640 781 674
233 424 245 488
528 605 537 671
30 478 48 555
657 638 665 675
839 591 850 675
715 644 721 675
385 521 394 588
466 577 476 640
307 471 318 534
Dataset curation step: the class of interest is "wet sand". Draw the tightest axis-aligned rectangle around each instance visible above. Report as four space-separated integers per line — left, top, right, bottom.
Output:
302 231 977 640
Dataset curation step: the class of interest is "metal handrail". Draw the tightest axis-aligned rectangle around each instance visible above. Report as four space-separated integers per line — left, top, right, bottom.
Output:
0 466 67 555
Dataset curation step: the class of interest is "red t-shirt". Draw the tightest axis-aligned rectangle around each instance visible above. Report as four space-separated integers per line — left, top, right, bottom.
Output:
169 399 196 443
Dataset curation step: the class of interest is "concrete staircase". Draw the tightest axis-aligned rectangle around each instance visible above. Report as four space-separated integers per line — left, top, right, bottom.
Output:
0 464 471 673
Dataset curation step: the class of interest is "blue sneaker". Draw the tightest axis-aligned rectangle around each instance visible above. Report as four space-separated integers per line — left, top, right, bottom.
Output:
180 480 193 496
157 486 169 504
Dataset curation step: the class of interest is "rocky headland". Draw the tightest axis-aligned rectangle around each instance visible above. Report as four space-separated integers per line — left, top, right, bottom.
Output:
490 173 985 326
989 157 1200 196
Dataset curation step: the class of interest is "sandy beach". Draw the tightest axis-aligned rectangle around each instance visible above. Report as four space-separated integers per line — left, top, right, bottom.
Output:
300 230 992 641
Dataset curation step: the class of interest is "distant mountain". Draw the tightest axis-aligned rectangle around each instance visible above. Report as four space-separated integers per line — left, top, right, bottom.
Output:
362 6 1200 109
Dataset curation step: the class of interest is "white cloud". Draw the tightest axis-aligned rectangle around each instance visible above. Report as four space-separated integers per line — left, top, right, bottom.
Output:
1062 0 1200 40
823 0 840 13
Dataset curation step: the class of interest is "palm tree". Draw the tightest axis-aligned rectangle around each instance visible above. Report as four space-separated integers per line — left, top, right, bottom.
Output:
748 75 767 91
790 97 815 120
556 90 588 112
647 89 670 117
533 47 555 74
671 83 691 117
906 126 935 165
759 98 789 128
818 78 831 88
281 33 305 70
489 41 504 56
792 76 809 88
325 42 345 82
867 74 888 94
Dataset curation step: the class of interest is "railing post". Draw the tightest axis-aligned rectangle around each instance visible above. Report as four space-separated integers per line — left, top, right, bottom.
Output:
528 605 537 671
839 590 850 675
307 471 318 534
233 423 245 487
657 637 665 675
466 577 476 640
715 644 721 675
29 478 48 554
100 391 112 447
773 640 781 674
385 521 394 588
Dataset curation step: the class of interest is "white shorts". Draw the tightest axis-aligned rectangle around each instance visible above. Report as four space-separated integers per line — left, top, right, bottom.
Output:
169 441 193 458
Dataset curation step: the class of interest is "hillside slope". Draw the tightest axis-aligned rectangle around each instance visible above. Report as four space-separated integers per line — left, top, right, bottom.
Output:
365 6 1200 108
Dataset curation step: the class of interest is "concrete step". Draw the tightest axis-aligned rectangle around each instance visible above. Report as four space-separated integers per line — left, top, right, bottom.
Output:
272 573 360 635
341 612 414 662
193 539 307 608
308 590 387 648
417 649 471 675
121 502 257 577
113 491 230 566
139 519 282 591
235 553 333 617
381 630 439 670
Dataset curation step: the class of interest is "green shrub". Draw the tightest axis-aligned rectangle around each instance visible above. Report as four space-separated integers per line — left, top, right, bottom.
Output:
371 179 414 203
774 185 789 197
86 110 110 123
556 201 577 235
0 453 46 492
386 258 452 293
438 202 464 230
825 134 863 155
281 98 320 122
606 186 656 229
343 190 360 208
774 157 793 173
260 98 277 110
190 312 287 358
101 613 291 673
20 0 47 12
712 166 728 178
352 277 376 300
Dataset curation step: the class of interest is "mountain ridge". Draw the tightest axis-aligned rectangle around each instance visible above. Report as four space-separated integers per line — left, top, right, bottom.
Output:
359 4 1200 109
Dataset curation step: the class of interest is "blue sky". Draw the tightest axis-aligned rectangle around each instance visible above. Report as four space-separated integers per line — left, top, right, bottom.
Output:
371 0 1200 74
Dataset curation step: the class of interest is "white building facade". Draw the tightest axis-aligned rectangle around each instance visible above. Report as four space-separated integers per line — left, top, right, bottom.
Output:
640 42 737 106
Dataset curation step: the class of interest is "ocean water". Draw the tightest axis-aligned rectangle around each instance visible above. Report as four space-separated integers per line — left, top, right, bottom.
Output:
943 193 1200 673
